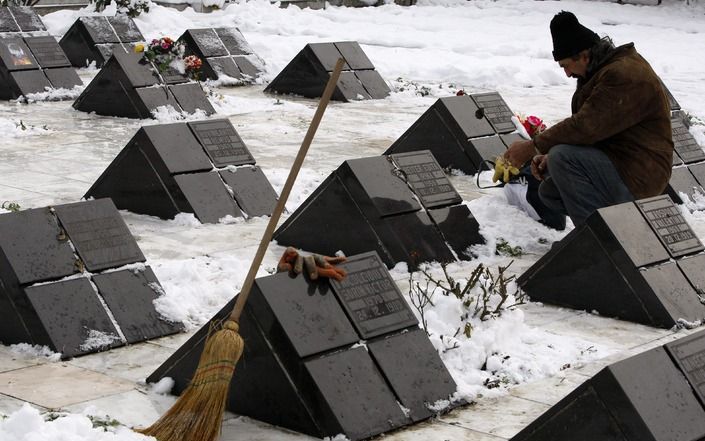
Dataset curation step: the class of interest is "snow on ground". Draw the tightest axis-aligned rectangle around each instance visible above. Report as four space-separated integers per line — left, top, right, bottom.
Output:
2 0 705 439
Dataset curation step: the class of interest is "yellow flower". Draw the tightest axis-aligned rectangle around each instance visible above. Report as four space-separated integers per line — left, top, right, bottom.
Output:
134 43 145 53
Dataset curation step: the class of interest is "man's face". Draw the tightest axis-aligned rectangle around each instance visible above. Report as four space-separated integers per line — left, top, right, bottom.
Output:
558 52 589 79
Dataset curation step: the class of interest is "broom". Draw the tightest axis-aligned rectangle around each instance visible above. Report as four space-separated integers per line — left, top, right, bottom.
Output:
139 58 346 441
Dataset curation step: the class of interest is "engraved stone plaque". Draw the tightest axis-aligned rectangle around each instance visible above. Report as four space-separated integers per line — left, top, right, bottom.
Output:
471 92 515 134
636 196 704 258
666 330 705 409
54 199 145 272
25 36 70 68
330 252 417 339
108 15 143 42
215 27 252 56
82 16 118 44
392 151 461 208
0 38 38 70
672 116 705 164
0 7 20 32
190 28 227 57
188 119 254 167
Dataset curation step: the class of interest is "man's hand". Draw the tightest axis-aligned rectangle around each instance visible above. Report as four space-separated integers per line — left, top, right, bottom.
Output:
531 154 549 181
504 139 535 168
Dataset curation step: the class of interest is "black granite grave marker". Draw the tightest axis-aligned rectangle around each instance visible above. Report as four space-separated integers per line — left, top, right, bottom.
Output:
428 204 482 260
0 199 182 358
147 251 458 440
0 7 19 33
667 166 704 204
471 91 515 134
53 198 145 272
25 278 122 358
367 328 458 421
385 94 519 174
274 153 482 269
92 267 182 343
0 34 82 99
511 330 705 441
219 167 278 218
690 162 705 188
60 16 145 68
86 119 278 222
265 41 390 102
666 330 705 407
672 114 705 164
189 119 254 167
178 27 264 83
330 251 417 338
0 207 77 284
7 6 44 32
25 36 71 68
73 51 214 118
391 151 462 208
518 195 705 328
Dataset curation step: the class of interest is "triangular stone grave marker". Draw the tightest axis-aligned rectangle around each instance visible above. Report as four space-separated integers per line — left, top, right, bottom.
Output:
146 251 459 440
85 118 278 223
274 150 483 270
0 198 183 358
264 41 390 102
59 16 145 68
518 195 705 328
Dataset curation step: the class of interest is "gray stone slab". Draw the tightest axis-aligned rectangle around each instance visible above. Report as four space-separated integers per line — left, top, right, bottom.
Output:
207 56 242 79
335 41 374 70
219 166 278 217
355 69 390 99
0 7 20 32
135 86 181 113
0 206 77 284
143 122 212 173
308 42 349 72
215 27 253 55
173 172 242 223
231 54 260 79
92 267 183 344
168 82 215 115
44 66 82 90
107 15 143 42
189 28 228 57
81 16 118 44
25 277 121 358
54 198 145 272
7 6 45 32
9 69 51 95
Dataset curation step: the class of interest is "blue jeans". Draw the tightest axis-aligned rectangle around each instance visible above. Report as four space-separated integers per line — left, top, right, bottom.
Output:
539 144 634 226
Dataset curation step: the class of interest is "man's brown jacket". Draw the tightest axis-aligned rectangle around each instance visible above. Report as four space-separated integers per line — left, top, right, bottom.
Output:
533 43 673 199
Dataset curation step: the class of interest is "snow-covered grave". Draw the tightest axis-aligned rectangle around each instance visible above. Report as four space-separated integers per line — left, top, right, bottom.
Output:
2 0 705 440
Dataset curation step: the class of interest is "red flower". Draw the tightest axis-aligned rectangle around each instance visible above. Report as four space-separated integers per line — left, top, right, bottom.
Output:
521 115 547 138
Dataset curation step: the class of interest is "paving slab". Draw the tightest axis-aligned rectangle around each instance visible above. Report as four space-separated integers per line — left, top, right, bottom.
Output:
64 389 165 428
0 363 134 409
441 395 550 439
0 345 45 372
67 342 176 383
0 393 46 416
508 369 590 406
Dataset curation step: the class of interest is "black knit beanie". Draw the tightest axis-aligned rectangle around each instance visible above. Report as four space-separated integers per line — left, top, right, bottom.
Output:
550 11 600 61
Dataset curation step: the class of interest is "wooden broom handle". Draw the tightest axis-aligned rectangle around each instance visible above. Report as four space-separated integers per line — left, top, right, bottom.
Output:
228 58 345 323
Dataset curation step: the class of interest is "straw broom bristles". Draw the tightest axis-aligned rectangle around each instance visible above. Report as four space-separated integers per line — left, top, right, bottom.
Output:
137 58 344 441
138 321 243 441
